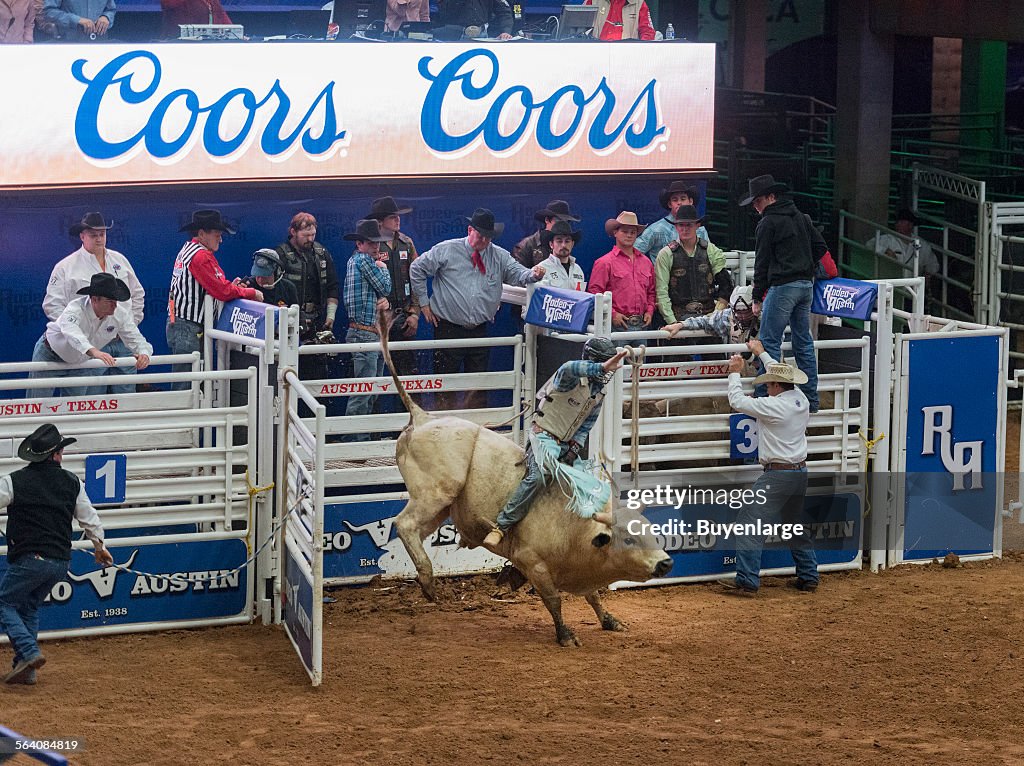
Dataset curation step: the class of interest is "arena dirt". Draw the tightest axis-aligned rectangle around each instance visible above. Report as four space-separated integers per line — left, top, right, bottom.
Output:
4 420 1024 764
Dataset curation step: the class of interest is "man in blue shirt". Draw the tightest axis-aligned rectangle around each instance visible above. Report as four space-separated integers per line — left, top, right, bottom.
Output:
635 180 709 262
343 219 392 439
484 337 628 547
42 0 115 39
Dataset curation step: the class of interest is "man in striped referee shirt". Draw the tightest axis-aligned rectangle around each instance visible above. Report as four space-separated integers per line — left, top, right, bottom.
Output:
166 210 261 387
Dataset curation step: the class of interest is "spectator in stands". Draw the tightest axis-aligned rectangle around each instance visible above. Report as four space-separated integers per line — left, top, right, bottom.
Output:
636 181 708 261
585 0 654 41
588 211 655 331
342 219 392 439
167 210 260 388
655 205 732 326
437 0 513 39
30 273 152 398
43 212 145 394
514 200 581 269
0 0 36 42
410 208 545 410
0 423 113 686
866 207 939 278
386 0 429 32
41 0 114 39
739 174 821 411
537 220 586 291
159 0 231 39
275 212 339 346
367 197 421 378
241 249 297 308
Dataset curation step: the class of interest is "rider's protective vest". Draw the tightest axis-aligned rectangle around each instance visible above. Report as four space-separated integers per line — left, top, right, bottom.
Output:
534 373 604 443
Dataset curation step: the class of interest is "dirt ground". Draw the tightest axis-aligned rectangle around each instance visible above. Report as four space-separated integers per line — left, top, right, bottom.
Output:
4 556 1024 766
3 416 1022 764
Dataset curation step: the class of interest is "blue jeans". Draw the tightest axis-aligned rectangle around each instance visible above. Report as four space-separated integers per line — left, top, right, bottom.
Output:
28 335 104 398
756 280 819 410
166 318 203 391
496 445 543 531
345 328 384 441
734 468 818 591
100 337 137 394
0 555 69 664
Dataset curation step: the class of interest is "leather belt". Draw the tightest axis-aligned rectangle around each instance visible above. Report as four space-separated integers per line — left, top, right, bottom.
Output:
349 322 379 335
623 314 644 322
762 461 806 471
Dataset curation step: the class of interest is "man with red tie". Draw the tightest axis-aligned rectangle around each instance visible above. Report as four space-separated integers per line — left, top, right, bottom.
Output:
410 208 545 410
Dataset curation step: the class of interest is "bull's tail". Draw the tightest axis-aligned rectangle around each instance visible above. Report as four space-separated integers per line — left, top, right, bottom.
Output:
377 306 429 427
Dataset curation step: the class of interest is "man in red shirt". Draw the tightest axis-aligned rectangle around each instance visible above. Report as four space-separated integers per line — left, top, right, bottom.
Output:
166 209 260 387
585 0 655 41
160 0 232 39
588 211 655 331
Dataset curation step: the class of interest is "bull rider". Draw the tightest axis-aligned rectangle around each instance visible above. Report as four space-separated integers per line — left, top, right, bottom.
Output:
484 337 628 547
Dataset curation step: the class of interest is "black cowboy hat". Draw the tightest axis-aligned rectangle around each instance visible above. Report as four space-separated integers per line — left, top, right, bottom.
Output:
540 219 582 247
896 207 919 225
669 205 705 225
18 423 77 463
466 208 505 239
534 199 581 223
659 181 698 211
179 209 236 234
739 175 789 207
343 218 390 242
366 196 413 220
70 212 114 236
76 272 131 302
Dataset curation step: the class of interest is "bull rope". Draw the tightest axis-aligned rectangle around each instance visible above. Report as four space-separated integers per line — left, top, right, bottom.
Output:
857 428 886 519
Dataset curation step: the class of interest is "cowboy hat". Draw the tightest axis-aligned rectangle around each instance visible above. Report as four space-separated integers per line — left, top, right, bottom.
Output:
659 181 698 211
179 209 236 234
465 208 505 239
540 220 582 248
366 196 413 220
605 211 646 236
534 199 581 223
343 219 390 242
18 423 76 463
753 360 809 387
669 205 705 225
739 175 789 207
76 272 130 302
70 212 114 236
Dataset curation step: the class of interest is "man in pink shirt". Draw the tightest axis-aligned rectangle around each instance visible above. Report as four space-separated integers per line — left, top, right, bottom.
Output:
588 211 655 331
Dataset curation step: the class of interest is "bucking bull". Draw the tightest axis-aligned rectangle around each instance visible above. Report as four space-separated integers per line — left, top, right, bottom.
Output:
377 311 673 647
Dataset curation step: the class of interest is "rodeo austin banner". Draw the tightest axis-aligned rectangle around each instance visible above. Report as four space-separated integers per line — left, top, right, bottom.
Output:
524 286 595 333
0 42 715 189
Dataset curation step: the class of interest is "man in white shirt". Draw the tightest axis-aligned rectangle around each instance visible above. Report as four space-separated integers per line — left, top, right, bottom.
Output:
720 338 818 595
537 220 586 292
43 212 146 393
29 273 152 399
865 208 939 277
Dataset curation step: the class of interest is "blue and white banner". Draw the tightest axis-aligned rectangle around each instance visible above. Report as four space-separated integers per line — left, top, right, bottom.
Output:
323 500 504 582
0 539 249 633
901 335 1000 560
215 299 271 341
525 286 595 333
812 278 878 320
282 543 315 677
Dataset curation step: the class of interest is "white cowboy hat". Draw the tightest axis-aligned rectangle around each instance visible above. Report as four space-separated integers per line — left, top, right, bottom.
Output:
753 361 809 387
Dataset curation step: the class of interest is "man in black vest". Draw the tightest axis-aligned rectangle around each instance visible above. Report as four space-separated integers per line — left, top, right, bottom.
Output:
654 205 733 327
367 196 420 377
0 424 112 685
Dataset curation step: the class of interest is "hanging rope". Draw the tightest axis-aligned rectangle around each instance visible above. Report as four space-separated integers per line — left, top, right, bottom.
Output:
858 429 886 519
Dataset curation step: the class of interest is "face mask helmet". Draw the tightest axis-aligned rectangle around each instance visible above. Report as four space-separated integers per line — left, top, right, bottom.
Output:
729 285 758 343
582 336 617 363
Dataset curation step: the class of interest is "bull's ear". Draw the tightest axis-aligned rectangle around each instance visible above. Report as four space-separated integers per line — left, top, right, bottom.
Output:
592 532 611 548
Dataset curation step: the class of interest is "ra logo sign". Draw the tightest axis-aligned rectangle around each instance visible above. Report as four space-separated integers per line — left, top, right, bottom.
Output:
921 405 983 491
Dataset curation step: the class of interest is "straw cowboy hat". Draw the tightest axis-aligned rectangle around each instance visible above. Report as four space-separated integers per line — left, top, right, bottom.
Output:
753 360 809 387
604 211 646 236
18 423 77 463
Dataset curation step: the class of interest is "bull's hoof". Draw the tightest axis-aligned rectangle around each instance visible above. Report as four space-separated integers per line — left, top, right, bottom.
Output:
556 625 581 648
495 564 528 591
417 576 438 602
601 613 626 632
